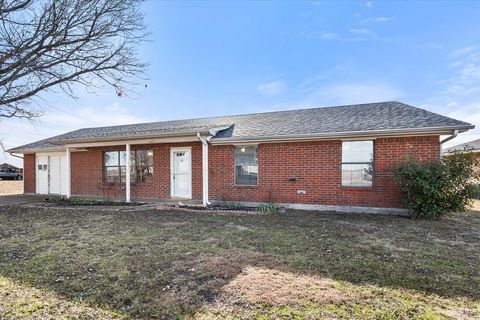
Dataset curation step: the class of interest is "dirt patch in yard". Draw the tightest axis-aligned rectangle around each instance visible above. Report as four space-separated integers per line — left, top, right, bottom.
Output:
471 199 480 212
0 180 23 195
222 266 345 306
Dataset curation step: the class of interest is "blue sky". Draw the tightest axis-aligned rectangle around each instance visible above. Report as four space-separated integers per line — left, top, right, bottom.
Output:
2 0 480 166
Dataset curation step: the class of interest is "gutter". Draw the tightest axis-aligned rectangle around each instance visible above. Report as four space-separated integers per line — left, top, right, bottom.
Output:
48 128 215 145
439 129 459 158
8 152 23 160
440 129 459 145
210 125 475 145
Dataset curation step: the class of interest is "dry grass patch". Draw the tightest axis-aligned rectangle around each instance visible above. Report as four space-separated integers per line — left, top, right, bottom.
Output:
0 207 479 319
222 267 344 306
0 275 123 320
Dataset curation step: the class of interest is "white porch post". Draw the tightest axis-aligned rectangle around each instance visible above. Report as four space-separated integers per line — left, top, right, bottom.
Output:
66 147 71 198
196 132 210 206
201 138 209 206
126 144 131 203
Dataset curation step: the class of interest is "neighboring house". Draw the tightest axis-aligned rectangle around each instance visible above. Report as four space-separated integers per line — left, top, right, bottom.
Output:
7 101 474 213
443 138 480 176
443 138 480 155
0 163 23 174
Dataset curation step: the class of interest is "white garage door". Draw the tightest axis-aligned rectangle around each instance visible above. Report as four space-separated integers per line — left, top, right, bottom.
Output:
36 153 67 195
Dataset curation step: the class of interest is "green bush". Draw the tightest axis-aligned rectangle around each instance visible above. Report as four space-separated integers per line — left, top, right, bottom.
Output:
228 201 242 210
394 149 479 219
257 202 279 214
472 184 480 200
68 197 116 205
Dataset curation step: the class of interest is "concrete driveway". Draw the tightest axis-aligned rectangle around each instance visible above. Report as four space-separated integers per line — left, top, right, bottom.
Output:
0 194 44 207
0 180 23 195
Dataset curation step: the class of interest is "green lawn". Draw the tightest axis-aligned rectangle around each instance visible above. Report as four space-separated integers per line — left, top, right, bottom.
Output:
0 206 479 319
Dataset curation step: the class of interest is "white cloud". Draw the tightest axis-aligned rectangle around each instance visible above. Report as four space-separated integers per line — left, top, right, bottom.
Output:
451 46 477 57
301 31 364 42
373 17 391 22
443 106 480 148
301 28 400 43
421 42 442 49
365 1 373 8
256 81 288 96
361 17 393 24
301 82 403 106
349 28 372 34
445 46 480 94
319 32 340 40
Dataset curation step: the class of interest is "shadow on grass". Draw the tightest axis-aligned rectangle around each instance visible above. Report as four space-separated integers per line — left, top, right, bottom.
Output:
0 207 479 318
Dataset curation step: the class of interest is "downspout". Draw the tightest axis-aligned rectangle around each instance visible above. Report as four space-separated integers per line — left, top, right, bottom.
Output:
197 132 211 206
8 152 23 160
439 129 459 158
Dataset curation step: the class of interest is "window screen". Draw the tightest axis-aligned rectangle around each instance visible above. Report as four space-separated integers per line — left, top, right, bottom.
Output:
234 145 258 185
103 150 153 183
341 141 373 187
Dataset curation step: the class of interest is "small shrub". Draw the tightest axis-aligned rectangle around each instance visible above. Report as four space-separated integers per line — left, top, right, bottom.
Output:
45 195 67 202
68 197 116 205
228 201 242 210
394 149 479 219
257 202 279 214
47 197 140 206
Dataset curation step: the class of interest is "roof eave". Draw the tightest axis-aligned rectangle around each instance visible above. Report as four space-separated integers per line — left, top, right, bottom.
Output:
210 125 475 144
7 146 66 154
47 128 215 145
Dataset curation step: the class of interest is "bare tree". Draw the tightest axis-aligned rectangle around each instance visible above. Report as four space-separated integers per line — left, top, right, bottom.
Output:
0 0 147 120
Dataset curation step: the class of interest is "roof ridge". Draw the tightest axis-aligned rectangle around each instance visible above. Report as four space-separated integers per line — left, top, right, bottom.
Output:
73 101 400 131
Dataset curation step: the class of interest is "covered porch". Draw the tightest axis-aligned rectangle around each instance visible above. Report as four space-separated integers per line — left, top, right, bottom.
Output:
29 126 231 206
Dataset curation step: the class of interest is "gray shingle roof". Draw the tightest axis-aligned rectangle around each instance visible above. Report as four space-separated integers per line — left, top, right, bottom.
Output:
9 101 474 152
444 139 480 152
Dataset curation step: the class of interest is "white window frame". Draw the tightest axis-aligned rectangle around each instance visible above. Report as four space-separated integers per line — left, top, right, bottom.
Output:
234 144 259 186
341 140 374 187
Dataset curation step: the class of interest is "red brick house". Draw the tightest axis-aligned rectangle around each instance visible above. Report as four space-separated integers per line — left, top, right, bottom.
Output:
8 101 474 213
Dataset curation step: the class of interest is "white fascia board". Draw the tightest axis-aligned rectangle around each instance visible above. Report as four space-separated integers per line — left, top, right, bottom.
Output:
210 126 474 145
51 129 213 145
64 135 201 148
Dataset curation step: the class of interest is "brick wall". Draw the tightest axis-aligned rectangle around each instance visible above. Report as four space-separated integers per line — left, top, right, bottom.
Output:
71 142 202 200
30 135 439 208
23 153 35 194
209 135 440 208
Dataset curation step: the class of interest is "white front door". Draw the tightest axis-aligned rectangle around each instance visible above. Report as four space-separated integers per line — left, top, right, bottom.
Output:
36 155 49 194
49 156 62 194
171 148 192 199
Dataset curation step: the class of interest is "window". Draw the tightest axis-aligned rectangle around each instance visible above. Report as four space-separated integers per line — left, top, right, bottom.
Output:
135 150 154 183
103 150 153 183
235 145 258 185
341 141 373 187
